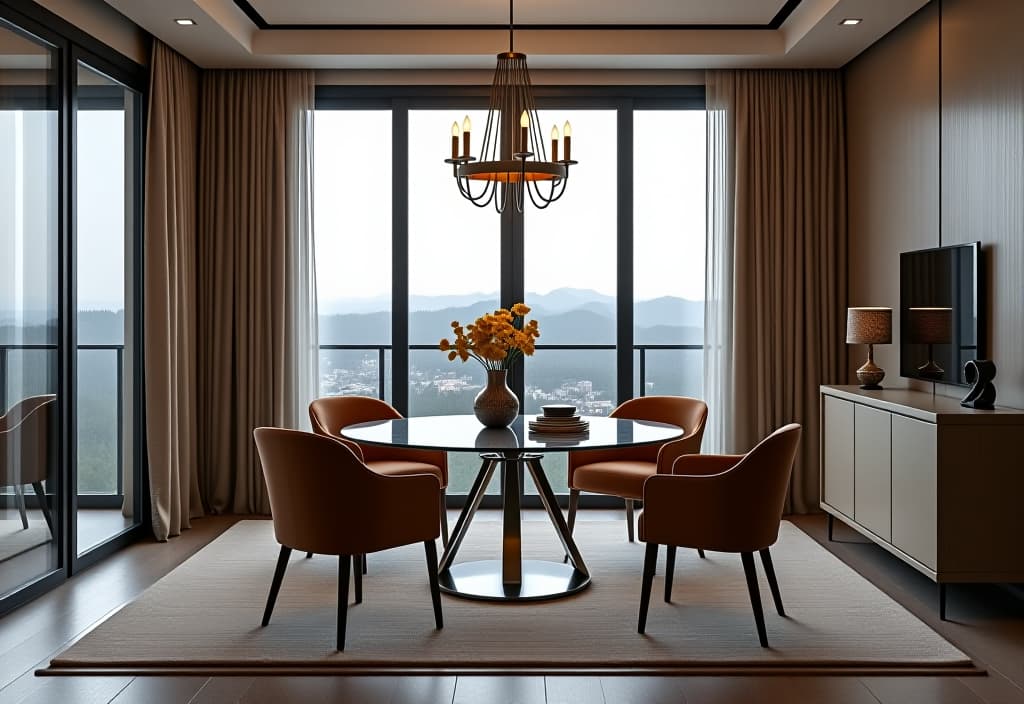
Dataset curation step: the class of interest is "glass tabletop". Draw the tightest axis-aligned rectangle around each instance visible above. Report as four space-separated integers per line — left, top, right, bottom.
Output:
340 414 684 453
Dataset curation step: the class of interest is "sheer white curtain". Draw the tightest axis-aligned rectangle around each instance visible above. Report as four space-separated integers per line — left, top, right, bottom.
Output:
283 77 318 432
703 71 738 456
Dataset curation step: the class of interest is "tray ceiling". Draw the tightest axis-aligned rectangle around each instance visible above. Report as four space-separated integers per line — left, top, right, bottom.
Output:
101 0 932 71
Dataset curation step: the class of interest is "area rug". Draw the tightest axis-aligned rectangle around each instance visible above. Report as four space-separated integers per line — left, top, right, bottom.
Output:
0 520 51 563
43 519 975 676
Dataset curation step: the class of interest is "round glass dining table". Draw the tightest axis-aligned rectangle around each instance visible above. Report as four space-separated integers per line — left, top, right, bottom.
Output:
341 414 683 602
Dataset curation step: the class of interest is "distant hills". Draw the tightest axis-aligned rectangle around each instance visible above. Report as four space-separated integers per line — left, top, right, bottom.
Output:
319 288 703 347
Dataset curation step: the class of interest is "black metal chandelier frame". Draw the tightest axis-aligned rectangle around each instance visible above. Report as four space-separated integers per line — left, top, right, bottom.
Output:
444 0 578 213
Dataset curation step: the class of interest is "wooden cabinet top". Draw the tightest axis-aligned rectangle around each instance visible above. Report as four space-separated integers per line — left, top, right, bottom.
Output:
821 385 1024 425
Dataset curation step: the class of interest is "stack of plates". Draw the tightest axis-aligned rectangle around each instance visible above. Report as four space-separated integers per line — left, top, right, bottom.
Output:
528 414 590 434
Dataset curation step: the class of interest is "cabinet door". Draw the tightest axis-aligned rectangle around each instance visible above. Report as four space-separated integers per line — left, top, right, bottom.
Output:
854 405 892 540
891 415 937 570
822 395 855 517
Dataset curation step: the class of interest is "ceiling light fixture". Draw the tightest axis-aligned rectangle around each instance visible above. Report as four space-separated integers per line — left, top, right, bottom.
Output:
174 18 196 26
445 0 576 213
839 18 862 26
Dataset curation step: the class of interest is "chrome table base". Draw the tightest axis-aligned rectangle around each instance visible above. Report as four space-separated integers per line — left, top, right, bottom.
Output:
437 452 591 601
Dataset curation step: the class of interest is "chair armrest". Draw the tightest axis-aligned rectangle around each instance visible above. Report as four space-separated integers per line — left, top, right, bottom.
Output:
670 453 742 476
641 473 734 547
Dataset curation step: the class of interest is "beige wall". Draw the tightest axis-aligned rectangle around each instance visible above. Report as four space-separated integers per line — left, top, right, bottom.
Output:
845 0 1024 409
33 0 148 65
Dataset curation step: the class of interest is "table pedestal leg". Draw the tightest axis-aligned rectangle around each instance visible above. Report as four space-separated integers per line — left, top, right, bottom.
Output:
437 452 591 602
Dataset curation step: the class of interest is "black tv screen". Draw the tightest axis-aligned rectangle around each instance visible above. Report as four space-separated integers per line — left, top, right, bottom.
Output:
899 243 983 386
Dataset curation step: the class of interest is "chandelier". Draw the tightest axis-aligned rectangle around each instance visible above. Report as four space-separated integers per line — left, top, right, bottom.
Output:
445 0 577 213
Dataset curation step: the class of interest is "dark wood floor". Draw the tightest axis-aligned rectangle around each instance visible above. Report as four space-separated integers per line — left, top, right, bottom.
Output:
1 511 1022 704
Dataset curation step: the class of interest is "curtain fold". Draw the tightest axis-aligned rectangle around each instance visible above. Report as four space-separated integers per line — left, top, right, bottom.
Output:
196 69 317 515
704 70 848 513
143 41 204 541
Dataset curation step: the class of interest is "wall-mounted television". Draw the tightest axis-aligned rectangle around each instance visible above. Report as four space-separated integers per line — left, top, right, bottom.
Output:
899 242 983 386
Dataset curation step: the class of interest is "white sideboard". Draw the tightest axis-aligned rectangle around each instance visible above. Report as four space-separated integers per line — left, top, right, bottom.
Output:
819 385 1024 619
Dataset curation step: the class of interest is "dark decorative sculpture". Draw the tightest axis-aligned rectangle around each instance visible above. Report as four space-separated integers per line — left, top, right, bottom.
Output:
961 359 997 409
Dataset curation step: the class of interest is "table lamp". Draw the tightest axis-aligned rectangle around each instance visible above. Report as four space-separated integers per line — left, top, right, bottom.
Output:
909 307 952 380
846 307 892 389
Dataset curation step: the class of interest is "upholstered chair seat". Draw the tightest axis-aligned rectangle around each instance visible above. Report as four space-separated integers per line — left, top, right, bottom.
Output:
253 427 444 651
567 396 708 543
637 424 803 648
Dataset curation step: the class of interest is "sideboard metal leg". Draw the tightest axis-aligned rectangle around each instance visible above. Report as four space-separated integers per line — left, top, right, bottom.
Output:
827 513 835 541
939 583 947 621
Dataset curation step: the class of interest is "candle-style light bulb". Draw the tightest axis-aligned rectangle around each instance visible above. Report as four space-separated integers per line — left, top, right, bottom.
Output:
519 110 530 154
563 121 572 162
450 121 460 160
550 124 560 162
563 121 572 137
452 122 460 137
520 110 530 128
462 115 471 158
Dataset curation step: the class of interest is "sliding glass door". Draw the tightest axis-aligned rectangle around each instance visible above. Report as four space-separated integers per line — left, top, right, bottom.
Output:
0 18 61 601
73 58 143 557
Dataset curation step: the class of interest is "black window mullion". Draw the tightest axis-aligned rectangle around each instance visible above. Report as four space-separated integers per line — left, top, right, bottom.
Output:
391 99 410 415
616 100 634 405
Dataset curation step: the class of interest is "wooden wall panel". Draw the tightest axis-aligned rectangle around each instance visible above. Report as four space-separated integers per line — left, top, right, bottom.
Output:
844 0 1024 410
844 4 940 384
940 0 1024 410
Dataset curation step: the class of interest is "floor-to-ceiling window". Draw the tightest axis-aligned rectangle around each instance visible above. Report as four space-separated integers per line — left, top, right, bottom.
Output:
0 17 60 603
0 4 146 615
74 58 143 557
313 89 705 501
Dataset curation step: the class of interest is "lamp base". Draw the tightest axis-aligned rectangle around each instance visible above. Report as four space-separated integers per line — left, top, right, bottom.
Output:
917 359 945 380
856 358 885 390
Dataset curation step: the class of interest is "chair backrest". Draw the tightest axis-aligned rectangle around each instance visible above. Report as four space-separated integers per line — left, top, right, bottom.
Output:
570 395 708 471
308 396 447 474
0 395 57 486
254 426 440 555
716 423 802 549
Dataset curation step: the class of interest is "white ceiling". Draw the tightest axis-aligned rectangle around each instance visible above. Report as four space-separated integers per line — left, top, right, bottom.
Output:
101 0 931 71
248 0 789 26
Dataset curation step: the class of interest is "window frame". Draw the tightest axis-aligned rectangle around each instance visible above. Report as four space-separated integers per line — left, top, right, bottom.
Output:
315 84 705 413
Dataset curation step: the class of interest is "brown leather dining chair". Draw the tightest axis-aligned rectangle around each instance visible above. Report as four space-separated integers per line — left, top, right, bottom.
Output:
309 396 450 547
253 427 444 651
0 395 57 535
567 396 708 544
637 423 802 647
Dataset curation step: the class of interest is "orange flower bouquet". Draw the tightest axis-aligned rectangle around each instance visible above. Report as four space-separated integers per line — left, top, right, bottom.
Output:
439 302 540 370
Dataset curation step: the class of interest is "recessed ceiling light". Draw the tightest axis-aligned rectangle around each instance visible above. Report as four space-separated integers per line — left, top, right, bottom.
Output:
174 18 196 26
839 18 862 26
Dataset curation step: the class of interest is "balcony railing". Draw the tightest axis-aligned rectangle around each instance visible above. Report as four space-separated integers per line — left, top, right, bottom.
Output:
319 343 703 402
0 343 124 496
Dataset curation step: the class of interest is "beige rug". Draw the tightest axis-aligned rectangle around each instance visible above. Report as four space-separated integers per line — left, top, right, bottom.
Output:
0 519 51 563
44 519 974 675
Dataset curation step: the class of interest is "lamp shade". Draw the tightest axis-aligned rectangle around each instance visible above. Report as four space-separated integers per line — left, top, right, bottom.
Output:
846 307 892 344
909 307 953 344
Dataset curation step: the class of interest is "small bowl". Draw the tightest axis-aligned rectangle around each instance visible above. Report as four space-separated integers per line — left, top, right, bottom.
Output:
541 404 577 418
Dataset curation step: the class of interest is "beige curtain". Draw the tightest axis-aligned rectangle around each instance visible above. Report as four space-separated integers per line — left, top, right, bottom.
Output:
196 70 317 515
704 70 848 513
143 41 204 541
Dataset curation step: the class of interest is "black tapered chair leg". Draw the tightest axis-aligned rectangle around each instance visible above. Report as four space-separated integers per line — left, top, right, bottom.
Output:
664 545 676 602
337 554 351 651
352 554 363 604
262 545 292 627
563 489 580 563
741 552 769 647
306 552 313 559
362 553 368 575
759 548 785 616
440 492 450 547
425 540 444 629
31 482 53 536
14 484 28 530
625 499 636 542
638 542 659 634
697 548 706 559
